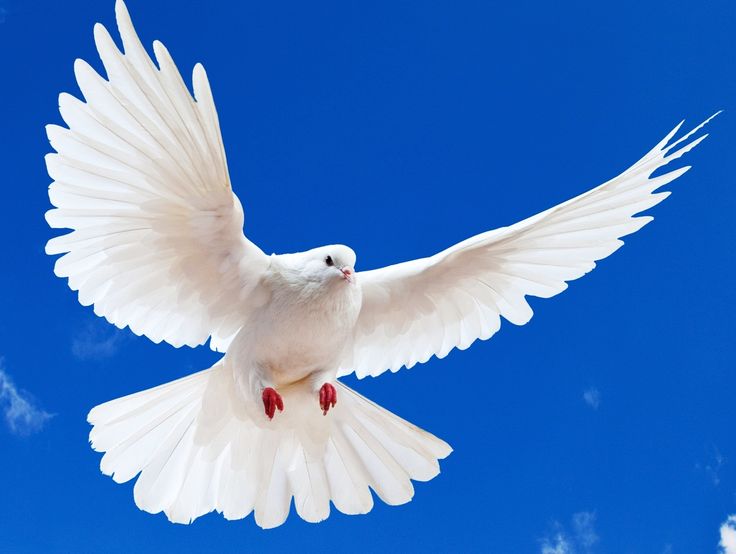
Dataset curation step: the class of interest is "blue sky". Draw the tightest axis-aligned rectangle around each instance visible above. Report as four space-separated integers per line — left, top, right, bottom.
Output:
0 0 734 552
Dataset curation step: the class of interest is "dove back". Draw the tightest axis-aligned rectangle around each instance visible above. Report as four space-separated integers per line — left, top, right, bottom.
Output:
87 359 451 527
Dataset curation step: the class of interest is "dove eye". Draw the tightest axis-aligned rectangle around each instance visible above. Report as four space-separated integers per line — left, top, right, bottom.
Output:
325 256 334 267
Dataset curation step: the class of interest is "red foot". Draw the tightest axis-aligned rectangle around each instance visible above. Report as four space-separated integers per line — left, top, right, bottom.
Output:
262 387 284 420
319 383 337 415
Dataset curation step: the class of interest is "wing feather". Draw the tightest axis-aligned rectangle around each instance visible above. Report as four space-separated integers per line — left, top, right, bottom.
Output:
46 0 268 351
341 114 718 378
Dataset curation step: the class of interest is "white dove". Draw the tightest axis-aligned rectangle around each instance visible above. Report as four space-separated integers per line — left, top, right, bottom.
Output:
46 0 717 529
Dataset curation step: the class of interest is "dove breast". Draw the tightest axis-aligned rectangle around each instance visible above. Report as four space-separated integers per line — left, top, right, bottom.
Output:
229 258 363 387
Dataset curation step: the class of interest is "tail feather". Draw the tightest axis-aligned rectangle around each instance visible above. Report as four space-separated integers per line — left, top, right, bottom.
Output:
132 411 200 513
253 429 292 528
89 369 207 426
324 433 374 515
345 386 447 478
102 403 198 484
339 417 414 505
88 360 452 528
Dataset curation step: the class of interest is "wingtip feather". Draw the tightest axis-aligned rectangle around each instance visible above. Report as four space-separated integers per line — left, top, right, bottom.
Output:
665 111 720 153
115 0 130 22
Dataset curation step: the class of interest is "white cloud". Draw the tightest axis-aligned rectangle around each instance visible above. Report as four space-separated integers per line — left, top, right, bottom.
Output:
696 445 724 486
721 515 736 554
0 363 53 436
72 320 126 361
540 512 600 554
541 533 571 554
572 511 599 549
582 387 600 410
541 512 599 554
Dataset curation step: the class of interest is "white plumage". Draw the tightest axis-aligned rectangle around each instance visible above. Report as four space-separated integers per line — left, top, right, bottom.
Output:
46 0 716 528
88 361 448 527
341 114 717 377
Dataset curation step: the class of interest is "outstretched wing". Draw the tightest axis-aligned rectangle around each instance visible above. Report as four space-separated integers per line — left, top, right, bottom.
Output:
340 114 718 378
46 0 269 351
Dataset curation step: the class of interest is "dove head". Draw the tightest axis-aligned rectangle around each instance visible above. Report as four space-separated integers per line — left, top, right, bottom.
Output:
286 244 357 285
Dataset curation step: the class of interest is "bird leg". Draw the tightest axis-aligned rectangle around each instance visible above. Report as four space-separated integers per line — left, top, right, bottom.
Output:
319 383 337 415
262 387 284 420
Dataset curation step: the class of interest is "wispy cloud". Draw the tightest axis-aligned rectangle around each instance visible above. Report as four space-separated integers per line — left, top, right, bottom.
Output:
541 532 572 554
0 363 53 436
720 515 736 554
696 445 724 486
572 512 598 549
540 511 599 554
72 319 127 361
582 387 600 410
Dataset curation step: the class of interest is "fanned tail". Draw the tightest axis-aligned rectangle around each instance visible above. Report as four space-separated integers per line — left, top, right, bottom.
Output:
88 360 452 528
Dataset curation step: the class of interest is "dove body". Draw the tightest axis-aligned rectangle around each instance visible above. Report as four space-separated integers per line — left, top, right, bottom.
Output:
229 245 362 395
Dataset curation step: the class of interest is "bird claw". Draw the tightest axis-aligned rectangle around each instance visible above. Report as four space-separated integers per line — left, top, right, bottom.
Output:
262 387 284 420
319 383 337 415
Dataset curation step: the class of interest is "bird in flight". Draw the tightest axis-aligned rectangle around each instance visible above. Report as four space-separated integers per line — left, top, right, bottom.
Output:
45 0 717 528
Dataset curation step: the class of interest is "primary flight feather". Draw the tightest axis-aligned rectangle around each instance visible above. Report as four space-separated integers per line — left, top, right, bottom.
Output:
46 0 717 528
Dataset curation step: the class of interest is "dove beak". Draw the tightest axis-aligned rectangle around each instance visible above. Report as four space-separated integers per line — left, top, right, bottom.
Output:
340 266 354 283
